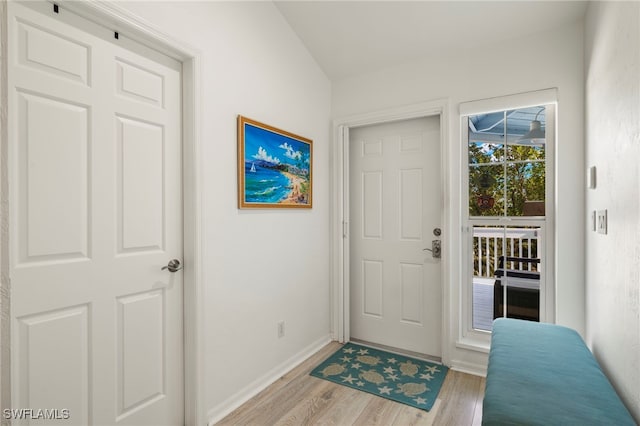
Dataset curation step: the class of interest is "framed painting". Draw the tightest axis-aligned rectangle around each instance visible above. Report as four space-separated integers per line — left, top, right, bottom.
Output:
237 116 313 208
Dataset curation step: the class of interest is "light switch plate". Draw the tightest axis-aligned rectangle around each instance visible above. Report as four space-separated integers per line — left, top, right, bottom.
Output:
588 166 597 189
597 209 607 234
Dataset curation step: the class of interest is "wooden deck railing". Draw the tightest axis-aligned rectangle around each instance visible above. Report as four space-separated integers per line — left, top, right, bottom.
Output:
472 226 540 279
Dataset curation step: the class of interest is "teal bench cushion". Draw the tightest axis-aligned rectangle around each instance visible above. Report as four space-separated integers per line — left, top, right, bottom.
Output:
483 318 635 425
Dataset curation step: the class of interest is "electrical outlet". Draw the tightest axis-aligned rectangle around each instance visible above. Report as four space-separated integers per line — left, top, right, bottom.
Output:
591 210 597 232
597 209 607 234
277 321 285 338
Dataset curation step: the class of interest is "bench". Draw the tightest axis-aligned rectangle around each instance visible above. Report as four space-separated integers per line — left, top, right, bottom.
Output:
483 318 635 425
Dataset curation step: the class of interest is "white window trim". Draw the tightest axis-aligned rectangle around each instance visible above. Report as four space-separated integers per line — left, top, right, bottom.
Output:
457 90 557 351
459 88 558 116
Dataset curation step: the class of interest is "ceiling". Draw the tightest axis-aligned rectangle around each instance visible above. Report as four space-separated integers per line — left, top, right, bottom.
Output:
274 1 588 80
469 106 546 144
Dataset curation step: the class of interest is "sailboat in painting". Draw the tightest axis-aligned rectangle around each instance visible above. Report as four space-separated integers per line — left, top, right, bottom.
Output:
250 162 256 173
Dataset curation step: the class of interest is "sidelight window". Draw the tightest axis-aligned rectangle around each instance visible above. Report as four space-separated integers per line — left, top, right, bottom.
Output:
463 105 554 333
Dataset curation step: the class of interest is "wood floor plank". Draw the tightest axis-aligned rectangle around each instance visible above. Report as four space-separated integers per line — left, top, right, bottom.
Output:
391 399 440 426
216 342 486 426
352 397 403 425
219 373 327 425
433 371 483 426
471 377 486 426
272 379 341 426
218 342 341 425
307 385 372 425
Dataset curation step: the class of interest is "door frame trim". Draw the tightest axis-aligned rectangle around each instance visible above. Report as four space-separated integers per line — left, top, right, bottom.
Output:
0 1 205 424
331 99 451 365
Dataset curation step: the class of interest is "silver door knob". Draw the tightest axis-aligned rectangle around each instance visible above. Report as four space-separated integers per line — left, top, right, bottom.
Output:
162 259 183 272
423 240 441 259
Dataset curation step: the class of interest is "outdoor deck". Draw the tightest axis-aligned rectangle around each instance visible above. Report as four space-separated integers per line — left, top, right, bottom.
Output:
471 226 542 331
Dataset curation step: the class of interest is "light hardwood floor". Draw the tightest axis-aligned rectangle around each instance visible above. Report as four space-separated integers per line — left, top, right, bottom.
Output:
217 342 485 426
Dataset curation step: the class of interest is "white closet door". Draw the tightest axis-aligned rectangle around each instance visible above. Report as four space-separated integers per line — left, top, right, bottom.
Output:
8 2 184 424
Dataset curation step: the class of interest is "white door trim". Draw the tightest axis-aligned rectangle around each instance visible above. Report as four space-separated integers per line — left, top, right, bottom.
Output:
0 1 205 424
331 99 451 365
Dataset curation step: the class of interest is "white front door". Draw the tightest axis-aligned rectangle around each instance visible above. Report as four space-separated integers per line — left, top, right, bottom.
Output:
8 2 183 425
349 116 442 357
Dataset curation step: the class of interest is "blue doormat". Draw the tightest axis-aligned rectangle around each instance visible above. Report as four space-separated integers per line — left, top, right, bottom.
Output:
310 342 448 411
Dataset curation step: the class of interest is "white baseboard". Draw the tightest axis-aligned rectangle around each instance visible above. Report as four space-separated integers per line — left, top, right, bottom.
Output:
206 334 332 425
450 359 487 377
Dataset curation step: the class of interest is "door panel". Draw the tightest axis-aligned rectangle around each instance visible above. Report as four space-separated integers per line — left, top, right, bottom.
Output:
117 116 165 253
116 290 165 418
8 3 183 424
17 305 90 425
363 260 383 317
400 262 423 324
400 168 423 240
17 91 89 263
17 19 90 85
350 117 442 357
362 171 383 238
116 59 165 107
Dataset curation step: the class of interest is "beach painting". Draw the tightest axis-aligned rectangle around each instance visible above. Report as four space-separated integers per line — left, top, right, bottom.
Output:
238 116 312 208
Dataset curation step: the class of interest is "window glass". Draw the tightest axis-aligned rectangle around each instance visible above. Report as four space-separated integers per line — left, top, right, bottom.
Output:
468 142 503 164
468 107 546 218
469 164 504 217
467 104 550 333
506 162 545 216
472 225 541 332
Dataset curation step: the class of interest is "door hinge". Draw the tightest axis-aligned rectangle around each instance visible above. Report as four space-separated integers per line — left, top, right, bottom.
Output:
343 221 348 238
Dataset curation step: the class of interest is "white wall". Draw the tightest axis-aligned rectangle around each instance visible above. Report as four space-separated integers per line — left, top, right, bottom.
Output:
333 21 585 371
117 2 332 422
585 2 640 421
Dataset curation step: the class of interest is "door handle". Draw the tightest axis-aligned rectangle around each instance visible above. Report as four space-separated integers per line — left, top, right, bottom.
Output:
162 259 183 273
423 240 441 259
